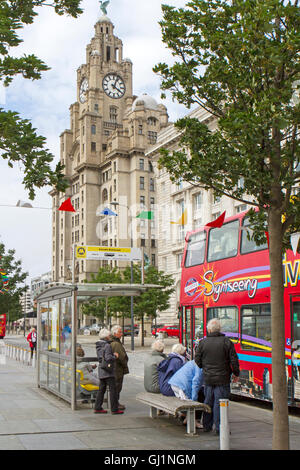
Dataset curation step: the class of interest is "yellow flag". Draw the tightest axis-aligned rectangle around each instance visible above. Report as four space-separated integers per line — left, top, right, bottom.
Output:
171 208 187 226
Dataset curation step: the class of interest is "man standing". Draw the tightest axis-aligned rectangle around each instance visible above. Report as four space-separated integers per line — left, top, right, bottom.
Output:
110 325 129 410
195 318 239 435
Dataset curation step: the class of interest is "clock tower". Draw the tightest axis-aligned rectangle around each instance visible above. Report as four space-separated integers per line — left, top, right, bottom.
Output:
51 8 168 287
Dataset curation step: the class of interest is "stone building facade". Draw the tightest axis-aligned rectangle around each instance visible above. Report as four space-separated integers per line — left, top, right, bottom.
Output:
147 107 250 324
51 13 169 285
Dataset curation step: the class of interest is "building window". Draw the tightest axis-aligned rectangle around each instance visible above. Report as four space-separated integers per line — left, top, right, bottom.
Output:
148 131 157 144
151 254 156 265
102 188 108 202
91 124 96 135
94 103 99 112
138 124 143 135
139 158 144 170
140 177 145 190
91 142 96 152
147 117 157 126
110 106 117 122
150 178 155 191
140 195 145 208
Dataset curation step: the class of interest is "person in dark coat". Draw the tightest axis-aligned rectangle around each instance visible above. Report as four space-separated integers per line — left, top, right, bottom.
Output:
195 318 240 435
110 325 129 410
94 328 124 415
157 343 186 396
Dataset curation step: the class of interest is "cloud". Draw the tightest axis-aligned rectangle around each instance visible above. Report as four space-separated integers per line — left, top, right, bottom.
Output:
0 0 189 281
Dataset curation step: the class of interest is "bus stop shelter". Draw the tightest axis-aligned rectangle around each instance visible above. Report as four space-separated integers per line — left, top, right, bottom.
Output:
35 282 159 409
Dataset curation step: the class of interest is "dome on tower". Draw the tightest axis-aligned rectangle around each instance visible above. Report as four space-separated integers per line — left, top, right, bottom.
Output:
98 14 112 23
132 93 159 111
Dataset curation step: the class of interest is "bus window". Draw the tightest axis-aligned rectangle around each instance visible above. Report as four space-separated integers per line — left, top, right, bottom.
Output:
241 217 268 254
194 306 204 339
207 220 239 262
241 304 271 351
185 231 206 267
207 306 238 334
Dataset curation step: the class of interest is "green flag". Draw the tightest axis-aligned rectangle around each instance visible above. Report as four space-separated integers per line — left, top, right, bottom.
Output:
136 211 154 220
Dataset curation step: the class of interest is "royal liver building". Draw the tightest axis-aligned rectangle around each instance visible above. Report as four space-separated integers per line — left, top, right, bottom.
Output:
50 5 169 285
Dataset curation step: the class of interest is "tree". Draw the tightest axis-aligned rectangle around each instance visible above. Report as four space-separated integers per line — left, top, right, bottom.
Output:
81 264 175 341
0 242 28 322
0 0 84 199
81 266 123 325
153 0 300 450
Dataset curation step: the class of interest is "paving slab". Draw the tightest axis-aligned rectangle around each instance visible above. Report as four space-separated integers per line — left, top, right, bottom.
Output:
1 335 300 452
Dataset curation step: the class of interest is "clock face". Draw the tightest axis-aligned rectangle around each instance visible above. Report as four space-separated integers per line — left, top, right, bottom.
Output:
79 78 89 103
102 73 126 99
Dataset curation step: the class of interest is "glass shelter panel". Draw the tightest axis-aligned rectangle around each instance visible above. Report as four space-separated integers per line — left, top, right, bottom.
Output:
61 297 72 357
38 295 73 404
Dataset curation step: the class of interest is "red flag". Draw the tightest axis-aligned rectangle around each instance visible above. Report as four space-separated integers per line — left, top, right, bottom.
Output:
205 211 226 228
265 231 269 249
58 198 76 212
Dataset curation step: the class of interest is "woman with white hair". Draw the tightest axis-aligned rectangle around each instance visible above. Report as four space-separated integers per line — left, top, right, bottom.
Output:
144 340 166 393
157 343 187 396
94 328 124 415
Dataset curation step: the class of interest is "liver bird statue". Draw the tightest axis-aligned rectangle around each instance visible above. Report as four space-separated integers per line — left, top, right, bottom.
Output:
99 1 110 15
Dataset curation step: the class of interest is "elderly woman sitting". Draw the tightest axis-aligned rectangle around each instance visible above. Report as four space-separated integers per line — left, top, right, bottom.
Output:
144 340 166 393
157 343 187 396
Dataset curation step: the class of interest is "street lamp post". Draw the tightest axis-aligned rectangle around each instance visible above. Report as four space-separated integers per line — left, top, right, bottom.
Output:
110 202 135 351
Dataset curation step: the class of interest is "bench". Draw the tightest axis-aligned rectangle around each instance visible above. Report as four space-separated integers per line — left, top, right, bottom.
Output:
136 392 211 435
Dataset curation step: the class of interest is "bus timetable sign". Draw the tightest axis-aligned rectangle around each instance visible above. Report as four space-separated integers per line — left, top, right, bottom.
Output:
76 246 142 262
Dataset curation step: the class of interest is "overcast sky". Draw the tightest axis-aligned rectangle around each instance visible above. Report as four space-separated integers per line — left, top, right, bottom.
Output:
0 0 189 285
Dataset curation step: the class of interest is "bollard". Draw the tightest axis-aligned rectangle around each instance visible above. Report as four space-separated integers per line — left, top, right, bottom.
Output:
219 399 230 450
32 352 36 368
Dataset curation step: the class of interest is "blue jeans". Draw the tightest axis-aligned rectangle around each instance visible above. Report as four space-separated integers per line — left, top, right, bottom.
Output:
203 384 230 432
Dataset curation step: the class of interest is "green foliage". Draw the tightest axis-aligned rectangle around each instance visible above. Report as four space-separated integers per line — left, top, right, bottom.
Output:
0 242 28 319
154 0 300 249
0 0 83 198
81 264 175 323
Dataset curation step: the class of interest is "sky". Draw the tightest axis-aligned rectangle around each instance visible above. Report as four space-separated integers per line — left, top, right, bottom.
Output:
0 0 190 285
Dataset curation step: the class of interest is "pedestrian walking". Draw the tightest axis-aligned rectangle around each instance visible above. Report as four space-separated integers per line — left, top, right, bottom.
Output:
94 328 124 415
110 325 129 410
27 327 37 359
195 318 239 435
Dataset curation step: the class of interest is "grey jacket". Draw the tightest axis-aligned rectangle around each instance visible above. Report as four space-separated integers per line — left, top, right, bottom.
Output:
144 351 166 393
96 340 116 379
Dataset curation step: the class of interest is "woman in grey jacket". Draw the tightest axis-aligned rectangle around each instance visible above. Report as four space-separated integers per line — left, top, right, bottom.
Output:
94 328 124 414
144 340 166 393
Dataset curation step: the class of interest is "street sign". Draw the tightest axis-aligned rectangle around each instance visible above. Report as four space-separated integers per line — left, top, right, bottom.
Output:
76 245 142 261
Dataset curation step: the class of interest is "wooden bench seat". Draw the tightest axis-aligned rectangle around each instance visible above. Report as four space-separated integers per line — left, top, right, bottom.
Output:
136 391 211 435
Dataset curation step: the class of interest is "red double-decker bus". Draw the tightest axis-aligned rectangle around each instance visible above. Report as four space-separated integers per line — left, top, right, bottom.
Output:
0 314 6 339
179 211 300 406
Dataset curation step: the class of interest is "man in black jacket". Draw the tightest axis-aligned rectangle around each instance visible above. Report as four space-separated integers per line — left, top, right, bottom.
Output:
195 318 239 435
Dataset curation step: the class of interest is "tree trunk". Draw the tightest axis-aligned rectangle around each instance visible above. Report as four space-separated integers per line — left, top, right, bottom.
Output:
269 208 289 450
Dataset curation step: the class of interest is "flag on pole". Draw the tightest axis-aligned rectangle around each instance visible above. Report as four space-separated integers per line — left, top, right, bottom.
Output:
290 232 300 255
136 211 154 220
58 198 76 213
205 211 226 228
265 231 270 249
100 207 118 216
171 208 187 226
16 200 33 208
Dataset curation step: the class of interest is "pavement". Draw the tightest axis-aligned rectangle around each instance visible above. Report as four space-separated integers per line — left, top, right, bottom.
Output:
0 334 300 453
